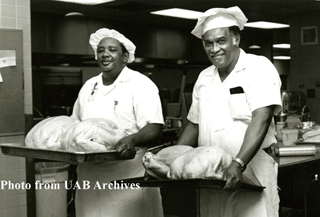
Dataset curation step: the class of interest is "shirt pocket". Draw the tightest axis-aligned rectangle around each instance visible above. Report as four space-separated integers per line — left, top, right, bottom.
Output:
228 93 251 121
113 99 134 131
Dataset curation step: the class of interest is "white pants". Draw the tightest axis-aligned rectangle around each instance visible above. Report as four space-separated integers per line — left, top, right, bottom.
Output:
199 150 279 217
75 147 164 217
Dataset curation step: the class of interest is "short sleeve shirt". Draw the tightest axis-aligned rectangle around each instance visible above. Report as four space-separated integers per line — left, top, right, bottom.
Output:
188 49 282 150
71 66 164 135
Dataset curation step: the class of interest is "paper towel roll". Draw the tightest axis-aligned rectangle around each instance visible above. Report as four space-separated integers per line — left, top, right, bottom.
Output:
275 145 316 156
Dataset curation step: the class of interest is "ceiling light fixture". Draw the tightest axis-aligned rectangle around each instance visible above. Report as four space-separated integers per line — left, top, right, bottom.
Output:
151 8 203 20
273 43 291 49
248 45 261 49
273 56 291 60
65 12 84 17
245 21 289 29
53 0 115 5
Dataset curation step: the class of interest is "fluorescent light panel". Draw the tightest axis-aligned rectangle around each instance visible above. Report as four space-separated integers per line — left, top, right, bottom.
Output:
245 21 289 29
273 56 291 60
151 8 203 20
65 12 84 16
53 0 115 5
248 45 261 49
273 43 291 49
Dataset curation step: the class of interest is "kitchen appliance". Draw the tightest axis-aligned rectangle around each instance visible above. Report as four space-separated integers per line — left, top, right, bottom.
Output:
281 91 306 114
275 90 310 123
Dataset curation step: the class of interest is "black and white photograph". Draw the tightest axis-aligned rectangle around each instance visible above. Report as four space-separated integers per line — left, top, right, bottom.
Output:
1 0 320 217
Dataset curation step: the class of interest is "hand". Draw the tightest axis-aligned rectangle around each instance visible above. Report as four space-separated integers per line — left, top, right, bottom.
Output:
115 135 136 159
223 161 243 191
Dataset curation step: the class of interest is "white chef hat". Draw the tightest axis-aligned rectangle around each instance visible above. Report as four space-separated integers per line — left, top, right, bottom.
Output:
89 28 136 63
191 6 248 38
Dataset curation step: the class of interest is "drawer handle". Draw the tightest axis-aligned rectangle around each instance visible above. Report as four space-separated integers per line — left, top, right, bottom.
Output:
312 174 318 182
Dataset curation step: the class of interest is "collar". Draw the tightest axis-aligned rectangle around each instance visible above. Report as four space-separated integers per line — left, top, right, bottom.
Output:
232 48 247 73
93 66 132 86
112 66 132 83
205 49 247 83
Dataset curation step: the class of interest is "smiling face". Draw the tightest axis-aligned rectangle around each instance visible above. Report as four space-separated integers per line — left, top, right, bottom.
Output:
96 37 128 75
202 27 240 74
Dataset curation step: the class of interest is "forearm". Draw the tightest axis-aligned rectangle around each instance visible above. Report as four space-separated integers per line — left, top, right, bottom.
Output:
130 123 163 147
175 121 199 147
235 106 275 165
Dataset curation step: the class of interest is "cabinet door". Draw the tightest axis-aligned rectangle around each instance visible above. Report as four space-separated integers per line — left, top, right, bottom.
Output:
0 29 24 135
292 162 320 197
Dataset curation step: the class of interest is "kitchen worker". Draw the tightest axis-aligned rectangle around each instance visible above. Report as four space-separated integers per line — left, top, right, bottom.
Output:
71 28 164 217
175 6 282 217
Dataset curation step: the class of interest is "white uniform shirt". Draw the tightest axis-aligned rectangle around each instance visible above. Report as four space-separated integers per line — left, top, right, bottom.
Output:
71 66 164 133
188 49 282 153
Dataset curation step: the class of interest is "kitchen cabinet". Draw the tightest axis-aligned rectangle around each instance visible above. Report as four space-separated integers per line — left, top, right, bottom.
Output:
277 152 320 217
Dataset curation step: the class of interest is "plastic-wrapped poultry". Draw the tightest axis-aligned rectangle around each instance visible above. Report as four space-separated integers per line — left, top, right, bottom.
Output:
142 145 194 179
61 118 127 152
25 115 77 150
142 145 233 180
168 146 233 180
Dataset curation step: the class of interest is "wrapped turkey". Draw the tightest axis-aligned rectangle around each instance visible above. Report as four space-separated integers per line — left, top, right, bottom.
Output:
25 115 77 150
168 146 233 180
143 145 233 180
142 145 194 179
61 118 127 152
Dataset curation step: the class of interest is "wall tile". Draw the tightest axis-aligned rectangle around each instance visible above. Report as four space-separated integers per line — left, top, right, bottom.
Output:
17 0 29 7
23 44 32 66
22 29 31 43
17 6 29 19
7 207 22 217
6 194 23 209
24 92 32 107
20 205 27 217
1 4 15 18
2 0 16 5
0 210 7 217
20 192 26 206
24 80 32 94
5 186 24 196
1 17 16 28
25 105 32 114
0 157 4 172
4 169 22 182
0 191 4 199
0 195 5 210
17 17 30 30
19 158 26 169
4 158 21 171
23 67 32 80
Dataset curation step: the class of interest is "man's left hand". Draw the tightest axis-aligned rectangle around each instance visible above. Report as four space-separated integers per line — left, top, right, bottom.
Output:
115 135 136 159
223 161 243 191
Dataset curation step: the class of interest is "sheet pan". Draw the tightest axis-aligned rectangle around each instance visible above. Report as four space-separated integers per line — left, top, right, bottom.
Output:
0 143 135 164
120 176 265 192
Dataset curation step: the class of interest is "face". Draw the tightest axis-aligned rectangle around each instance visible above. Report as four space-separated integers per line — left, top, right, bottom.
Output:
96 37 128 74
202 27 240 70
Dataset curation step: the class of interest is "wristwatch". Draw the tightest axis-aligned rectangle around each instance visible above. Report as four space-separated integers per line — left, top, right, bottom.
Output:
233 158 246 171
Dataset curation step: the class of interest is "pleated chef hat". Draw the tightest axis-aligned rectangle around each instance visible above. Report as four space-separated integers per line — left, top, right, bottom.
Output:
89 28 136 63
191 6 248 39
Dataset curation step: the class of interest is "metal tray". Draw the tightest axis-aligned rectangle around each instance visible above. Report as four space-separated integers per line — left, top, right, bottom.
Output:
120 177 265 192
0 143 136 164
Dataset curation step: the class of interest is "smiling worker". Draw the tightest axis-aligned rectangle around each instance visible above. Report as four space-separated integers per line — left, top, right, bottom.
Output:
71 28 164 217
175 6 282 217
